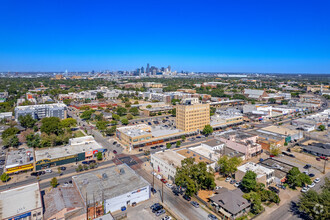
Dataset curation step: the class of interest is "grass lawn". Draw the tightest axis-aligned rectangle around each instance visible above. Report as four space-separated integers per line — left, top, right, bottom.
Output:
74 130 86 138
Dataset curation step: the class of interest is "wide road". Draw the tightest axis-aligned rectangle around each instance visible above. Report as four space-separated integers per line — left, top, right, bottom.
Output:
136 169 210 220
260 172 330 220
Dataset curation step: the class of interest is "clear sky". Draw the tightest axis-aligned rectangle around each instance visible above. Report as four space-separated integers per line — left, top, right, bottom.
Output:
0 0 330 73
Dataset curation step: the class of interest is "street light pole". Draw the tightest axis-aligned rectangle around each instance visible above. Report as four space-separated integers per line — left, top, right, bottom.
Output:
161 176 164 203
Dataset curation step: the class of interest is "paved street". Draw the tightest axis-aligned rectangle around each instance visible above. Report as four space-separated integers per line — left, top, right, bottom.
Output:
258 172 330 220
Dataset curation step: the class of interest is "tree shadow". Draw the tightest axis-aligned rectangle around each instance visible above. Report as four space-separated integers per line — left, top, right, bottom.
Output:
289 200 312 220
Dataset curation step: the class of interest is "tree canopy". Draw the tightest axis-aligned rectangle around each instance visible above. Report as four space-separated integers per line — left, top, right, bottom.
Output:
18 114 37 128
217 156 242 177
2 127 19 139
175 158 215 196
202 124 213 135
129 107 139 116
287 167 312 188
40 117 63 135
241 170 257 192
116 107 127 116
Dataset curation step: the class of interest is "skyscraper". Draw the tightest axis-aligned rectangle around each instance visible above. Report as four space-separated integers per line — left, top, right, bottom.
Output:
146 63 150 73
167 65 171 72
141 67 145 73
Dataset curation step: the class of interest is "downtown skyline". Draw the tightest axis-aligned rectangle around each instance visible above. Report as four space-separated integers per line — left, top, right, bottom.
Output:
0 0 330 74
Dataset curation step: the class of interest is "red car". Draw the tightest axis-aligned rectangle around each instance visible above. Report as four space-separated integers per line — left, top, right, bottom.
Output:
270 155 275 158
113 150 117 154
320 156 328 160
161 179 167 184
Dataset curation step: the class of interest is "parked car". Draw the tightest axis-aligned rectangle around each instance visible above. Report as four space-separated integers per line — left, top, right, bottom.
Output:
151 187 157 194
309 173 315 177
60 166 66 171
316 158 321 161
30 172 38 176
173 190 179 196
113 150 117 154
63 182 69 187
150 203 160 209
225 177 231 182
303 164 312 169
183 194 191 201
113 141 117 145
301 187 309 193
45 169 52 173
166 183 173 188
162 216 172 220
157 174 162 180
268 186 280 194
234 182 240 187
308 183 316 188
314 178 321 183
215 186 222 190
152 205 163 213
191 201 199 208
155 209 166 216
230 180 236 184
208 214 218 220
161 179 167 184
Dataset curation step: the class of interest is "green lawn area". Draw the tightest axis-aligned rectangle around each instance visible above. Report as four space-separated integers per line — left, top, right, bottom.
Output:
74 130 86 138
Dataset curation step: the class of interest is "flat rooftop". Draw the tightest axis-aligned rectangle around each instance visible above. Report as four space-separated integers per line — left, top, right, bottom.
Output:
152 150 186 168
188 145 220 162
72 164 149 204
15 103 66 110
219 130 256 141
117 124 151 137
202 139 225 147
35 140 103 162
5 148 34 168
177 149 213 164
261 125 298 136
237 162 274 178
0 183 42 219
151 126 182 138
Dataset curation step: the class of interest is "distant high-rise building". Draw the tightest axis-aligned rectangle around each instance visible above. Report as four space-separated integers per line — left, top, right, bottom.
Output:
160 67 165 72
168 65 171 72
141 67 145 73
146 63 150 73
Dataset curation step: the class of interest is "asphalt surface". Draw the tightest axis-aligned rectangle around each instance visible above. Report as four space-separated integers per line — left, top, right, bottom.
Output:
261 172 330 220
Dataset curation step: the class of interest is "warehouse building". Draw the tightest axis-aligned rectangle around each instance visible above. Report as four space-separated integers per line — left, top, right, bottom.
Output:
0 183 43 220
34 136 104 170
72 164 150 217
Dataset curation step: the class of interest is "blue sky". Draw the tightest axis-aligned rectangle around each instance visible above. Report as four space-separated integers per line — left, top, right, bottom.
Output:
0 0 329 73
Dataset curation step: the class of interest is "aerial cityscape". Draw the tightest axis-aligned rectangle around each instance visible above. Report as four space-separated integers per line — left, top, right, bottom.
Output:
0 1 329 220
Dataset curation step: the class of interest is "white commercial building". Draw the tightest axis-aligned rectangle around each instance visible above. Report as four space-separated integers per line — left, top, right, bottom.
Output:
235 162 275 186
73 164 150 213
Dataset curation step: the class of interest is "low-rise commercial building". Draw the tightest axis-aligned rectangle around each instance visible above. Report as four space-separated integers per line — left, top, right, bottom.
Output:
72 164 150 217
142 105 173 116
44 186 86 220
5 148 34 174
235 162 275 185
35 136 104 170
0 183 43 220
217 131 262 159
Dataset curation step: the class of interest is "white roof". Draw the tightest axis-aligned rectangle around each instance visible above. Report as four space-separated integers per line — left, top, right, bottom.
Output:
0 183 42 219
237 162 274 178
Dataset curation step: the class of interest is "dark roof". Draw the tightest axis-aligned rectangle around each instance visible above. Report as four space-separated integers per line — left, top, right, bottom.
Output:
302 144 330 157
209 188 250 215
202 139 225 147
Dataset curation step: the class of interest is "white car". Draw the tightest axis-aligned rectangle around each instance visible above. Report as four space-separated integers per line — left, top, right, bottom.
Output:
162 216 172 220
314 178 320 183
45 169 52 173
225 177 231 182
308 183 315 188
157 174 162 180
166 183 173 188
301 187 309 193
234 182 240 187
215 186 222 190
63 182 69 187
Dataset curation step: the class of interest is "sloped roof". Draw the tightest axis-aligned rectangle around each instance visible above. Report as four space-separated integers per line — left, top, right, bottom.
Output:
209 188 250 215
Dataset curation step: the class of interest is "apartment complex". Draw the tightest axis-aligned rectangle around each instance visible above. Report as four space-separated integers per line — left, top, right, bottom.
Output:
15 103 67 120
176 98 210 132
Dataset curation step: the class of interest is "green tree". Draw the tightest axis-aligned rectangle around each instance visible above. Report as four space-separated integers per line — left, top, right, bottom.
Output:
26 133 41 148
176 140 181 147
281 100 288 105
0 173 10 182
129 107 139 116
60 118 77 128
1 127 19 139
241 170 257 192
126 114 133 120
166 143 172 149
105 125 116 136
80 109 94 120
243 192 263 214
134 101 139 104
298 178 330 219
112 114 120 121
116 107 127 116
181 135 186 141
96 92 104 99
287 167 312 188
18 114 37 128
270 144 281 156
110 120 118 125
146 104 152 108
40 117 63 135
3 135 19 148
63 99 72 105
96 152 103 160
210 107 216 116
96 120 108 131
217 156 242 177
158 111 162 115
318 125 325 131
202 125 213 136
175 158 215 196
50 177 58 188
171 108 176 116
121 118 129 125
125 102 131 108
268 98 276 104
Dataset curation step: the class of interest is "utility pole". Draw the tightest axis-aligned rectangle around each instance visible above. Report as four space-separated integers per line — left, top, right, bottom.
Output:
323 159 327 174
161 175 164 203
152 165 155 192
